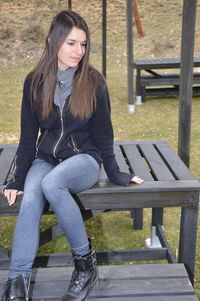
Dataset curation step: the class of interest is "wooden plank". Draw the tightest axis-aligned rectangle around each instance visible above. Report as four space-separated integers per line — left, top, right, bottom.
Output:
0 248 9 260
114 144 130 173
140 73 200 86
0 264 193 281
1 181 199 213
122 144 154 180
0 146 17 185
143 86 200 97
84 179 200 195
79 190 199 211
178 205 199 285
90 297 198 301
139 144 175 180
0 264 198 300
133 56 200 69
115 140 167 145
178 0 197 168
155 143 195 180
156 224 176 263
0 248 167 270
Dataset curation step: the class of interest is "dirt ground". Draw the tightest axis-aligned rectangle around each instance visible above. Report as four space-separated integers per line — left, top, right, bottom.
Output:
0 0 200 64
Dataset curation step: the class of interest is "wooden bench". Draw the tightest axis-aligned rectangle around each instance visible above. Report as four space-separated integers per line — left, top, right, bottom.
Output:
133 57 200 102
0 141 200 300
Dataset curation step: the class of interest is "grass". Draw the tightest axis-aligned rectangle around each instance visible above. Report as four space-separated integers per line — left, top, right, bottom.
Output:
0 0 200 298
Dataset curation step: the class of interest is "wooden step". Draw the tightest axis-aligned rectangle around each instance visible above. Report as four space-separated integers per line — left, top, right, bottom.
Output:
0 264 198 300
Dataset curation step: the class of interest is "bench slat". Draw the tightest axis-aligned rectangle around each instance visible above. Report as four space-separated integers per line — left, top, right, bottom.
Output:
0 146 17 185
155 143 195 180
140 73 200 87
139 144 175 181
122 144 154 181
114 144 130 173
144 86 200 96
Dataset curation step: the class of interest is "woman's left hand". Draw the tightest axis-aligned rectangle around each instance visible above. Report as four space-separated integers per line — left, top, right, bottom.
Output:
131 176 144 184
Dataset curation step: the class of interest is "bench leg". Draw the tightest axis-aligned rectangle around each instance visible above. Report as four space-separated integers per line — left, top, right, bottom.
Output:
135 70 143 105
136 96 142 105
0 247 10 260
135 70 140 91
145 208 163 248
152 207 163 226
145 226 162 248
127 104 135 114
131 208 143 230
178 205 199 285
141 86 146 102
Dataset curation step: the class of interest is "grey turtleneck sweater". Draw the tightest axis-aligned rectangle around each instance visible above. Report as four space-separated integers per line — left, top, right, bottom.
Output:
54 66 77 108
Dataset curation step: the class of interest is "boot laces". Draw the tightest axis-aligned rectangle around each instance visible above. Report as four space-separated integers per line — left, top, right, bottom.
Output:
71 270 86 291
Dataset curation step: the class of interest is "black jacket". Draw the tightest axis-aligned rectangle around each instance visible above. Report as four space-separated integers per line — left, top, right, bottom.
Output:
6 72 134 191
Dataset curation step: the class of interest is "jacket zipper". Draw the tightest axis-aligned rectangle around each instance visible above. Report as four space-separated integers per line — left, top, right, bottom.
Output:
71 135 80 152
53 107 64 158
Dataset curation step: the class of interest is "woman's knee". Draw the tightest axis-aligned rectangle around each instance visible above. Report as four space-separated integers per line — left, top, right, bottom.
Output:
42 173 66 200
41 174 53 196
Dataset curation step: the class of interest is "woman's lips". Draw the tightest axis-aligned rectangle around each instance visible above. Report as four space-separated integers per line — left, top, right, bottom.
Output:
71 57 81 61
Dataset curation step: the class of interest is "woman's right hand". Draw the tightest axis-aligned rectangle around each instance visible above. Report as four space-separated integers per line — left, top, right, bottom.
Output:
4 189 24 206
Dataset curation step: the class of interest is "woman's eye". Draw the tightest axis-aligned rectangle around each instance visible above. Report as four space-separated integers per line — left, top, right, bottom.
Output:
67 42 74 46
82 43 87 47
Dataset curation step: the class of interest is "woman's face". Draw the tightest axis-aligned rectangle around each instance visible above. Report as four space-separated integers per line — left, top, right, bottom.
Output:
57 26 87 70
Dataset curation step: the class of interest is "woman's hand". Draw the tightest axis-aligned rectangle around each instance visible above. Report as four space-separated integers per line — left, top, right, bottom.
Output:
131 176 144 185
4 189 24 206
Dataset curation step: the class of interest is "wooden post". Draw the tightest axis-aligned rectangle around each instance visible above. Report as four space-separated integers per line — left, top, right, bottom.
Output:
178 0 197 167
133 0 144 37
68 0 72 10
102 0 107 78
126 0 134 113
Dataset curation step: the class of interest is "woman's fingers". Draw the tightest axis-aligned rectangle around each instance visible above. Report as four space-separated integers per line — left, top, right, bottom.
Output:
4 189 19 206
131 176 144 184
17 191 24 196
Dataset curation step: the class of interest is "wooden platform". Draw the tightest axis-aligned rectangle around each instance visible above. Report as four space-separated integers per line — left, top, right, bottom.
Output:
0 264 198 300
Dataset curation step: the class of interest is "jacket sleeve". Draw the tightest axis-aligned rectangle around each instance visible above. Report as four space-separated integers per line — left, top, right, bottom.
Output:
91 79 134 186
5 76 39 191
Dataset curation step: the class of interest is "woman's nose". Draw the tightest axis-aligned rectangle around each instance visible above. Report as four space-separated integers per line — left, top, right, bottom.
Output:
75 44 84 55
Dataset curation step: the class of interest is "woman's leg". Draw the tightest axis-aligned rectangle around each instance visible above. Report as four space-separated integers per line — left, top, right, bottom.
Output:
42 154 100 255
8 158 54 280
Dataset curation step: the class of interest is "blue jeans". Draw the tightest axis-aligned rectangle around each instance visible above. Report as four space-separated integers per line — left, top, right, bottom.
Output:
9 154 100 279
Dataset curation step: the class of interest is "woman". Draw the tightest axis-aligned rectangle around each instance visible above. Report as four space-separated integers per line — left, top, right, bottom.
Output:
1 10 143 301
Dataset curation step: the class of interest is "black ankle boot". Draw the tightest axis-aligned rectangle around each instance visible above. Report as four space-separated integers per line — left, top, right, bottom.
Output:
1 274 29 301
62 249 98 301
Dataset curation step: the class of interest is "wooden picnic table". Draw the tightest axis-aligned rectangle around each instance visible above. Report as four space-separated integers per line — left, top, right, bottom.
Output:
133 56 200 102
0 140 199 300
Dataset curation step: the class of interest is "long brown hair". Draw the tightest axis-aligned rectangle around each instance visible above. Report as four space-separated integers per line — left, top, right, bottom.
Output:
31 10 97 119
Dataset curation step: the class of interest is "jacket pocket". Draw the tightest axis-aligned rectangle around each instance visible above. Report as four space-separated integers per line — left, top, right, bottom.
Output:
68 134 81 153
37 130 48 151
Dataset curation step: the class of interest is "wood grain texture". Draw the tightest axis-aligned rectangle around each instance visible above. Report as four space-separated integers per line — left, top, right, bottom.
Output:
0 264 198 300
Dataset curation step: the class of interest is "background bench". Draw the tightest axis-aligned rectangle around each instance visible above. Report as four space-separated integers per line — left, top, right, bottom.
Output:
133 57 200 102
0 141 199 300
